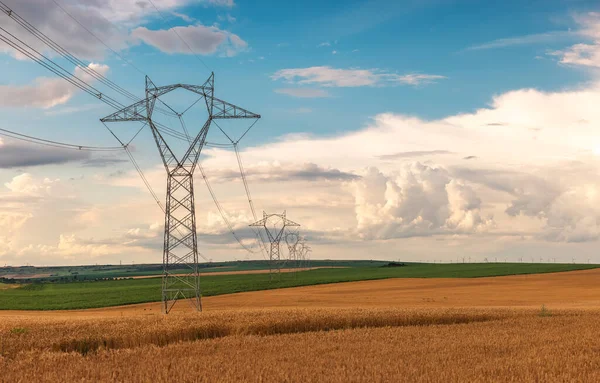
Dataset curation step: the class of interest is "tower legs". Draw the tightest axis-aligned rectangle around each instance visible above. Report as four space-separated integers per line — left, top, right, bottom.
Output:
162 172 202 314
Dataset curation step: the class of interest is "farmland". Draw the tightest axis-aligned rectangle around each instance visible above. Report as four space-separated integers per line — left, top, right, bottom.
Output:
0 262 597 310
0 260 386 282
2 268 600 381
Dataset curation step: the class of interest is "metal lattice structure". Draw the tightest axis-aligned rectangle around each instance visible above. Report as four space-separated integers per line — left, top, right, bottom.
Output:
285 231 300 275
297 237 312 270
250 211 300 280
101 73 260 313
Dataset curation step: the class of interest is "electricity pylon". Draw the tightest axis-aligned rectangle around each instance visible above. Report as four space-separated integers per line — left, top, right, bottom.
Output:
101 73 260 313
285 231 300 274
250 211 300 280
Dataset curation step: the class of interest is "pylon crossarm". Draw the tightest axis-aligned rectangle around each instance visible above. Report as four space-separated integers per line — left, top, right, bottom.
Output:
282 217 301 227
180 84 211 98
249 218 268 227
100 98 148 123
211 97 260 119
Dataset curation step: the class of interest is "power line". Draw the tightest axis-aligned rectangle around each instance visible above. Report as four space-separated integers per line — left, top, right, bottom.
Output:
1 24 260 257
146 0 211 72
2 3 263 261
197 162 262 255
234 143 269 253
0 127 123 151
125 147 209 262
125 146 163 211
0 26 123 109
50 0 147 78
1 2 138 105
0 1 176 117
174 115 262 256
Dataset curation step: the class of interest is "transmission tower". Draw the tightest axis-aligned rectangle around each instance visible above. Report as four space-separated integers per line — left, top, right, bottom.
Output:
101 73 260 313
285 231 300 275
250 211 300 280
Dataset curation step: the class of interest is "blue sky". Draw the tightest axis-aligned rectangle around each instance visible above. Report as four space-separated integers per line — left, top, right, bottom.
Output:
2 0 600 265
4 0 597 148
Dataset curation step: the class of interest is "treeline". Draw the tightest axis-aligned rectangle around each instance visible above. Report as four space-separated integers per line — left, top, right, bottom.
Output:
0 276 135 285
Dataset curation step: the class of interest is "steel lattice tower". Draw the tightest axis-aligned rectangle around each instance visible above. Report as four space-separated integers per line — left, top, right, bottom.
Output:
250 211 300 279
101 73 260 313
285 231 300 271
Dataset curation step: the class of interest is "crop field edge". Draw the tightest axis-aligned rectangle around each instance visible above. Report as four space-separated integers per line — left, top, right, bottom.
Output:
1 263 599 311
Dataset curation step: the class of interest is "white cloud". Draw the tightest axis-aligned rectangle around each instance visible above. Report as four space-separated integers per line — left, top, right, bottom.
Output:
274 88 330 98
549 13 600 69
318 42 331 47
1 0 238 61
466 31 578 51
0 63 109 108
200 81 600 244
352 164 492 240
4 173 60 196
555 43 600 68
271 66 446 87
171 12 194 23
131 24 247 56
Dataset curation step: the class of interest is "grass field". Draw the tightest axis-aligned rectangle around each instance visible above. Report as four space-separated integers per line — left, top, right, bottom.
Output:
0 263 597 310
3 268 600 381
0 260 387 282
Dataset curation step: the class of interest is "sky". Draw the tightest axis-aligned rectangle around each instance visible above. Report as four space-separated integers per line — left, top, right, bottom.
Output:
2 0 600 266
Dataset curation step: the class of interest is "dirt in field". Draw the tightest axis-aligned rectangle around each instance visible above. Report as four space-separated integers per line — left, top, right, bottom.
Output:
2 268 600 319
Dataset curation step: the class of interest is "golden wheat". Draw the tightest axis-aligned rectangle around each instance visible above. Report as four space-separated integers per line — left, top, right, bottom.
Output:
0 308 599 382
0 308 502 356
3 269 600 382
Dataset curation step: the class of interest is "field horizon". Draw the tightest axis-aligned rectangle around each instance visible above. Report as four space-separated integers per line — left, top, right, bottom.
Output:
1 262 597 311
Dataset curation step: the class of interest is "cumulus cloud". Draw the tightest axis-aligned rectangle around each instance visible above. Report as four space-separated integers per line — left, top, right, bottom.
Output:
4 173 60 196
352 164 492 239
271 66 446 87
480 163 600 243
0 63 109 109
199 79 600 244
131 24 247 56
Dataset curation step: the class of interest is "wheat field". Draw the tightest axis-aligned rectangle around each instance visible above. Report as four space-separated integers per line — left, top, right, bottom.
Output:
2 269 600 382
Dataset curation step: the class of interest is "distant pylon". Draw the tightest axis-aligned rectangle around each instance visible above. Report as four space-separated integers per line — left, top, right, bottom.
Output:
250 211 300 280
285 231 300 274
101 73 260 313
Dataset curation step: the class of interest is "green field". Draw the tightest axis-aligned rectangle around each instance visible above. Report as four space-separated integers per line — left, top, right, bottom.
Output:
0 260 387 282
0 263 597 310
